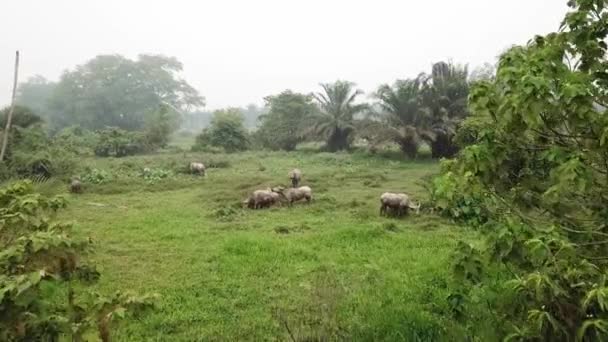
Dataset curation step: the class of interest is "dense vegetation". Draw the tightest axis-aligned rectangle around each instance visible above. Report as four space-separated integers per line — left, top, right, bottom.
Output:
432 0 608 340
2 0 605 340
0 181 155 341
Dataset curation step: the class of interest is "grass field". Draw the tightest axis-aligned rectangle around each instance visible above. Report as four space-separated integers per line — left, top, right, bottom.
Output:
43 151 477 341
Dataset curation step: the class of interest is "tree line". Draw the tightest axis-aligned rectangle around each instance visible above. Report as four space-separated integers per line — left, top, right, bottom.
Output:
13 54 494 159
196 61 493 157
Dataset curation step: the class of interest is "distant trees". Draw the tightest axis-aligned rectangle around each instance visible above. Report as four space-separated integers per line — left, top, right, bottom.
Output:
362 62 470 159
15 75 56 122
0 106 77 179
144 104 181 148
28 54 204 131
309 81 368 151
256 90 316 151
12 52 485 159
372 78 435 158
423 61 470 158
255 73 471 157
194 108 249 152
469 62 496 83
180 105 265 133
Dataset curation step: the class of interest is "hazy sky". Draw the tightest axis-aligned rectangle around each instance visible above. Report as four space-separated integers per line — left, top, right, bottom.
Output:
1 0 568 110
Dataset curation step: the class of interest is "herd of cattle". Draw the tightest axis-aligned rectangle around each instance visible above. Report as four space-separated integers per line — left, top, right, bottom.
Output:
68 162 421 217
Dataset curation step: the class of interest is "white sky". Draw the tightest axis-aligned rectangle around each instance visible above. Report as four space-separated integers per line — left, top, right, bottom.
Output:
0 0 568 110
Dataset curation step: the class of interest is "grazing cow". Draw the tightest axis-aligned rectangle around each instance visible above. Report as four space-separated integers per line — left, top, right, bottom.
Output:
380 192 420 217
272 186 312 206
190 162 206 176
244 189 281 209
69 177 82 194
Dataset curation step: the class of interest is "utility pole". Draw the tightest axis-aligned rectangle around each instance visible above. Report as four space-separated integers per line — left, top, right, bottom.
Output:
0 51 20 162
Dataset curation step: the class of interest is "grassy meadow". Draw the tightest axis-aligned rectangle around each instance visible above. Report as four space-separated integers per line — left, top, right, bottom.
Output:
38 149 478 341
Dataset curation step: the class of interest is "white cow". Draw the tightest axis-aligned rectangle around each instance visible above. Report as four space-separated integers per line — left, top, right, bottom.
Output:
190 162 206 176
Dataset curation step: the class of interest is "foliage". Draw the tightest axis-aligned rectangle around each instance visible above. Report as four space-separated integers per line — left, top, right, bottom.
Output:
469 63 496 83
0 181 155 341
368 77 435 158
0 106 77 180
81 168 114 184
193 108 249 153
15 75 57 124
93 127 151 157
421 61 470 158
47 54 204 131
308 81 368 151
433 1 608 339
181 105 266 133
139 168 173 184
53 125 98 156
0 105 43 129
256 90 317 151
144 104 181 149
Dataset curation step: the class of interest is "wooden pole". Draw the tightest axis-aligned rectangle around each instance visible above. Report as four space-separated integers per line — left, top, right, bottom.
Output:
0 50 20 162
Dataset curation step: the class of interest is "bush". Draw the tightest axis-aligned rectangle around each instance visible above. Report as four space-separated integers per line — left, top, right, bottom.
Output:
0 112 78 181
0 181 156 341
144 104 180 149
94 127 152 157
433 2 608 339
81 168 114 184
256 90 316 151
0 105 42 128
53 125 97 155
140 168 173 184
192 108 249 153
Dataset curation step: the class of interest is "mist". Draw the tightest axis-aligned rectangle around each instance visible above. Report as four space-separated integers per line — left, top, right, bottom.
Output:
1 0 567 110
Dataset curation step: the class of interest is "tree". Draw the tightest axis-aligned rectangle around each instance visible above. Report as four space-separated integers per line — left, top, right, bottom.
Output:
372 77 435 158
432 1 608 339
144 104 181 148
257 90 316 151
421 61 470 158
0 105 45 164
309 81 367 151
15 75 56 122
469 62 496 83
48 54 204 131
93 127 149 157
194 108 249 152
0 105 43 129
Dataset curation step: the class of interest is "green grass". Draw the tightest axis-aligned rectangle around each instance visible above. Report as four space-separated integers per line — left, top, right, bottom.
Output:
48 151 476 341
167 131 196 150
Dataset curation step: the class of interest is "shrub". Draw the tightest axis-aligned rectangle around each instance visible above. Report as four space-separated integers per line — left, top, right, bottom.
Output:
0 114 78 181
192 108 249 153
144 104 181 149
433 2 608 339
94 127 152 157
0 181 156 341
53 125 97 155
256 90 316 151
81 168 114 184
140 168 173 184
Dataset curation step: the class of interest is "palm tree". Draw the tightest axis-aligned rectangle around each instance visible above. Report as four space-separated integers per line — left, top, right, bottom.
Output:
310 81 367 151
372 77 434 158
422 61 470 158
